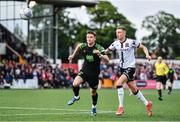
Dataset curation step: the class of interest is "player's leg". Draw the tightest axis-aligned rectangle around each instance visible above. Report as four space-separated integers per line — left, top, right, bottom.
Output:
128 88 133 96
116 74 127 116
162 76 167 90
127 81 148 105
73 75 83 97
156 81 163 101
168 80 173 95
90 88 98 116
127 81 152 117
156 76 163 101
88 75 99 116
67 75 83 105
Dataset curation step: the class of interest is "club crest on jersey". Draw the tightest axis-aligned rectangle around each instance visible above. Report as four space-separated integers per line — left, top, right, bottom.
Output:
125 43 129 47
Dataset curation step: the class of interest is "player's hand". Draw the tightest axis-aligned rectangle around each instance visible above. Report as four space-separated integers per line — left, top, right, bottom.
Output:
93 50 101 56
68 55 74 62
146 55 151 61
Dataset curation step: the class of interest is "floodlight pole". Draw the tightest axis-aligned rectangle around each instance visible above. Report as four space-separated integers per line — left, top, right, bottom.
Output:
53 5 59 64
53 5 56 64
27 1 30 46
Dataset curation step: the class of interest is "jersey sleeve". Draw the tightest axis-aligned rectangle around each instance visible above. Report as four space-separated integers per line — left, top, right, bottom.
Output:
108 41 116 51
79 43 86 50
95 44 105 54
132 39 140 48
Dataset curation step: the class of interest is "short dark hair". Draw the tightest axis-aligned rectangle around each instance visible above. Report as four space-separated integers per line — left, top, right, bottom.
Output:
116 26 126 31
86 30 96 37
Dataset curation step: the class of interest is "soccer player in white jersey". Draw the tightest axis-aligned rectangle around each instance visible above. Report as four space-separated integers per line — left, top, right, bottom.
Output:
105 26 152 117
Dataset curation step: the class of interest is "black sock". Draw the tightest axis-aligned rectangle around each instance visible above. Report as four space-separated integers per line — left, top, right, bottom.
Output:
168 86 172 92
158 90 162 98
92 93 98 106
73 86 80 96
116 85 123 89
163 85 166 90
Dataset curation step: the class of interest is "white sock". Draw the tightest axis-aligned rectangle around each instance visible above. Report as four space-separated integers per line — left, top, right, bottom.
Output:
92 105 96 108
135 90 148 105
117 87 124 107
74 96 80 99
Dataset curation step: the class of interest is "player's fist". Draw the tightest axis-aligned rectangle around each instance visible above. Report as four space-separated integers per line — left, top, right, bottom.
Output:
68 55 74 62
146 55 151 61
93 50 101 56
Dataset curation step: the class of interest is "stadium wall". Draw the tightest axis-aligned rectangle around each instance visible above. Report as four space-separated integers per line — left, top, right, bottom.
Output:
100 79 180 89
1 79 180 89
3 78 38 89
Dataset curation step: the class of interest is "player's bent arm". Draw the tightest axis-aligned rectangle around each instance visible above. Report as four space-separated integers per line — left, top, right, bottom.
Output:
174 72 178 80
68 43 81 61
93 49 109 62
99 54 109 63
104 48 111 55
139 44 151 61
164 64 169 75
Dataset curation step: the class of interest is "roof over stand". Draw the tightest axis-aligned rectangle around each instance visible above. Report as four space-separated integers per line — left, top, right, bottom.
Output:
7 0 99 7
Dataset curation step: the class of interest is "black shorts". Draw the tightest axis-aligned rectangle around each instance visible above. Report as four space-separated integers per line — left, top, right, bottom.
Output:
168 78 174 83
78 70 99 89
119 67 136 82
156 75 167 85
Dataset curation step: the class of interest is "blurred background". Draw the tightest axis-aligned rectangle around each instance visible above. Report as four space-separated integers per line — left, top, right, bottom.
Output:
0 0 180 89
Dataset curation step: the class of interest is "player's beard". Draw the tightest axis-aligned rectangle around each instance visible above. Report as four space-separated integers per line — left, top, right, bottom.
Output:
87 41 95 47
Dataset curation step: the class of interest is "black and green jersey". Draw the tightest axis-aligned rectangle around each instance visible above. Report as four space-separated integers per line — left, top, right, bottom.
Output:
79 43 105 75
168 68 175 80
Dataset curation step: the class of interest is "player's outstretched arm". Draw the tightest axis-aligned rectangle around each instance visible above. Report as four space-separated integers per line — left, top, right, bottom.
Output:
100 54 109 63
93 49 109 63
101 55 109 63
139 44 151 61
68 43 81 62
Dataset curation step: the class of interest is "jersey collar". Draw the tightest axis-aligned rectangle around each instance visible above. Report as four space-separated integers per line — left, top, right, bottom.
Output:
119 37 127 44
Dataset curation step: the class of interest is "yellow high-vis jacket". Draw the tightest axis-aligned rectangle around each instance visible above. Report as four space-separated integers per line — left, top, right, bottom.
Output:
155 61 169 76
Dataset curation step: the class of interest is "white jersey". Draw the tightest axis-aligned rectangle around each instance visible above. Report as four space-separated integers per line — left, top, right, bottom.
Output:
108 38 140 68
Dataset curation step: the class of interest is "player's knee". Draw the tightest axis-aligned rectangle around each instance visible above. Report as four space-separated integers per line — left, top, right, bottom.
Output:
132 89 139 95
91 89 97 96
130 87 138 93
116 82 123 86
73 82 80 87
156 82 161 89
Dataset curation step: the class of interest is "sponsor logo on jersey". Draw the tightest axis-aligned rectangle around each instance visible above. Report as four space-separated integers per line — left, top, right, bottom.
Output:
125 43 129 47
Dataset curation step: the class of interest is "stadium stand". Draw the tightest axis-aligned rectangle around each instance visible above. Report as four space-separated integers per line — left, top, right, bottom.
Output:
0 22 77 89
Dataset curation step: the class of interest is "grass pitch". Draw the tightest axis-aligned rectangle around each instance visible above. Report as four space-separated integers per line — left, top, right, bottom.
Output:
0 89 180 121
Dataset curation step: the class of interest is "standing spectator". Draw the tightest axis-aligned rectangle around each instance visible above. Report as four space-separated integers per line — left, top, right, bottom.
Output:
139 65 148 80
4 72 13 86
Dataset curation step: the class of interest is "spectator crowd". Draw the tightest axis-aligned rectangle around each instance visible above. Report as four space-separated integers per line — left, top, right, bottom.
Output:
0 57 77 89
1 57 180 89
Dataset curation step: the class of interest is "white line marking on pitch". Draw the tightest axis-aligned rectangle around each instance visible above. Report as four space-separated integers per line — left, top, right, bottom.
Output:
0 106 89 112
0 112 91 116
0 106 115 112
0 106 115 116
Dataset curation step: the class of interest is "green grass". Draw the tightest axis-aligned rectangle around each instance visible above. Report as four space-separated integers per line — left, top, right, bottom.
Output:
0 89 180 121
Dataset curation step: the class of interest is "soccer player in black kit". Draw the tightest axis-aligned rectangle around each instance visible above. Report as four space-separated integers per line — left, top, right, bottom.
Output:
167 64 177 95
67 30 109 116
